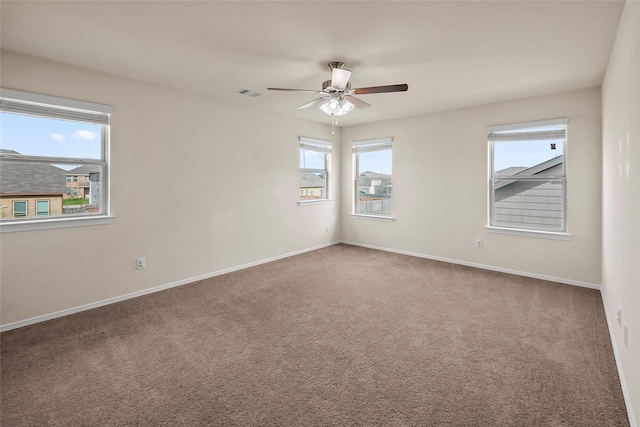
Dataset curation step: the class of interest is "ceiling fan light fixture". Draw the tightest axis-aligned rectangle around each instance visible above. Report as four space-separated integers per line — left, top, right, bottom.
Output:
319 95 353 117
331 68 351 90
340 98 354 113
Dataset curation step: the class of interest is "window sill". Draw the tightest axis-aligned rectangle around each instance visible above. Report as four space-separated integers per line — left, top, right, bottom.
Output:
485 226 571 240
0 215 114 233
351 214 395 222
298 199 333 206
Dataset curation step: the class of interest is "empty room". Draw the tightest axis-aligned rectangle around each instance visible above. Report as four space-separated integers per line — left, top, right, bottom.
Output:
1 1 638 425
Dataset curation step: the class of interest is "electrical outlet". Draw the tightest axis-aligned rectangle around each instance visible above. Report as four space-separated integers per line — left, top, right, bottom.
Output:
475 239 483 249
623 323 628 347
325 225 329 232
617 307 622 326
136 257 146 270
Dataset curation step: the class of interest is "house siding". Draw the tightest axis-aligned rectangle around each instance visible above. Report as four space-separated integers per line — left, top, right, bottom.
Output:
493 162 564 231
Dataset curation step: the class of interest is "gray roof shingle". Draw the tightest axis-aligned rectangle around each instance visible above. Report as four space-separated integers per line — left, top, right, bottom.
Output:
0 150 67 194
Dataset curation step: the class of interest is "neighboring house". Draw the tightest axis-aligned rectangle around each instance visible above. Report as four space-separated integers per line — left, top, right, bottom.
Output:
357 171 392 198
66 165 102 207
356 171 392 215
0 149 65 219
300 172 326 199
494 155 564 231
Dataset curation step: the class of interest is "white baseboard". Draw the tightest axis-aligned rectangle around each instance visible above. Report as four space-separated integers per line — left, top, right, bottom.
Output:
0 241 340 332
600 291 637 427
339 240 601 290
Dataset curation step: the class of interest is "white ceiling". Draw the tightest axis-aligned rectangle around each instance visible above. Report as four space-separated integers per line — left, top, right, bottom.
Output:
0 1 625 127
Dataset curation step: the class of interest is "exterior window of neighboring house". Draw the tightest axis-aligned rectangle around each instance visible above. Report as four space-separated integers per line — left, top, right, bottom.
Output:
488 118 568 233
13 201 27 217
36 200 49 216
353 138 393 217
0 88 112 229
299 137 331 201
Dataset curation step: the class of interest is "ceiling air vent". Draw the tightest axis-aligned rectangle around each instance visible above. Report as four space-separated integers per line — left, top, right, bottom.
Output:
236 89 261 98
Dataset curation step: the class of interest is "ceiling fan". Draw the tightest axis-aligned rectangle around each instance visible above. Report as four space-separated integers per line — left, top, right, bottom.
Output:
268 62 408 133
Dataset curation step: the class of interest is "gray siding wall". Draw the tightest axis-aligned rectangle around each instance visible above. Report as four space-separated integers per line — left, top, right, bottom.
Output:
493 163 564 231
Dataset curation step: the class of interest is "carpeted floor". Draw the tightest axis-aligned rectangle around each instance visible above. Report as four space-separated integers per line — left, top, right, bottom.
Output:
1 244 629 426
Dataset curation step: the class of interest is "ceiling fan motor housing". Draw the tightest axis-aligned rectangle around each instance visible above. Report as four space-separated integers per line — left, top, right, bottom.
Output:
322 80 351 92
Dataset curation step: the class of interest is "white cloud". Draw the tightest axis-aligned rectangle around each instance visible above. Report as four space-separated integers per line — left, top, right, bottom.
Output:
71 130 98 140
50 133 65 142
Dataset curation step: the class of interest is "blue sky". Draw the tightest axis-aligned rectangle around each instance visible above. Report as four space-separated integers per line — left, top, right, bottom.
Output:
300 149 326 170
493 140 563 172
0 113 101 160
357 150 392 175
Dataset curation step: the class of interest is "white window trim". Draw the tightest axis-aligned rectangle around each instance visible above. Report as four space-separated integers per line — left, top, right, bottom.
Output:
351 213 395 222
0 88 112 116
299 137 331 204
488 118 568 236
485 226 570 240
352 137 394 219
12 201 27 218
0 88 112 233
36 200 50 216
1 216 114 233
298 199 333 206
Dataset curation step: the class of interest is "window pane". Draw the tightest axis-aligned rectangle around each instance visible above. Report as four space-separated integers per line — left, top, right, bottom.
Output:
299 140 330 201
355 148 392 215
492 124 565 174
493 178 564 232
13 201 27 217
300 171 326 199
494 139 564 174
0 159 103 219
36 200 49 216
0 112 102 160
300 148 326 170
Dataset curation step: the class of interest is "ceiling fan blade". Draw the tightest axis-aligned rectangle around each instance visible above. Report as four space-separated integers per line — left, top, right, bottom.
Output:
267 87 322 93
331 68 352 89
344 95 371 109
353 84 408 95
296 97 328 110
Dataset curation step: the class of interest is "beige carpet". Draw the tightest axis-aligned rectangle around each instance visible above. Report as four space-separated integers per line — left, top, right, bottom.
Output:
1 244 629 426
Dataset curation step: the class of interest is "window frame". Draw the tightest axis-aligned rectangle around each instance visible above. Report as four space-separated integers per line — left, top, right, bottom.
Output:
298 137 332 206
13 201 27 218
487 118 569 238
351 138 394 221
36 200 50 217
0 88 113 233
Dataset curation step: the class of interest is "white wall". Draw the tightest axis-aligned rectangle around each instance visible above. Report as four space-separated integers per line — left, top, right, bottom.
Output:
341 88 603 286
0 51 341 326
602 1 640 425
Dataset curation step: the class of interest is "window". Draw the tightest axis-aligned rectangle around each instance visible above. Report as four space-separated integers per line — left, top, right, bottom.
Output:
353 138 393 217
0 88 112 231
488 118 567 234
13 201 27 217
36 200 49 216
299 138 331 202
